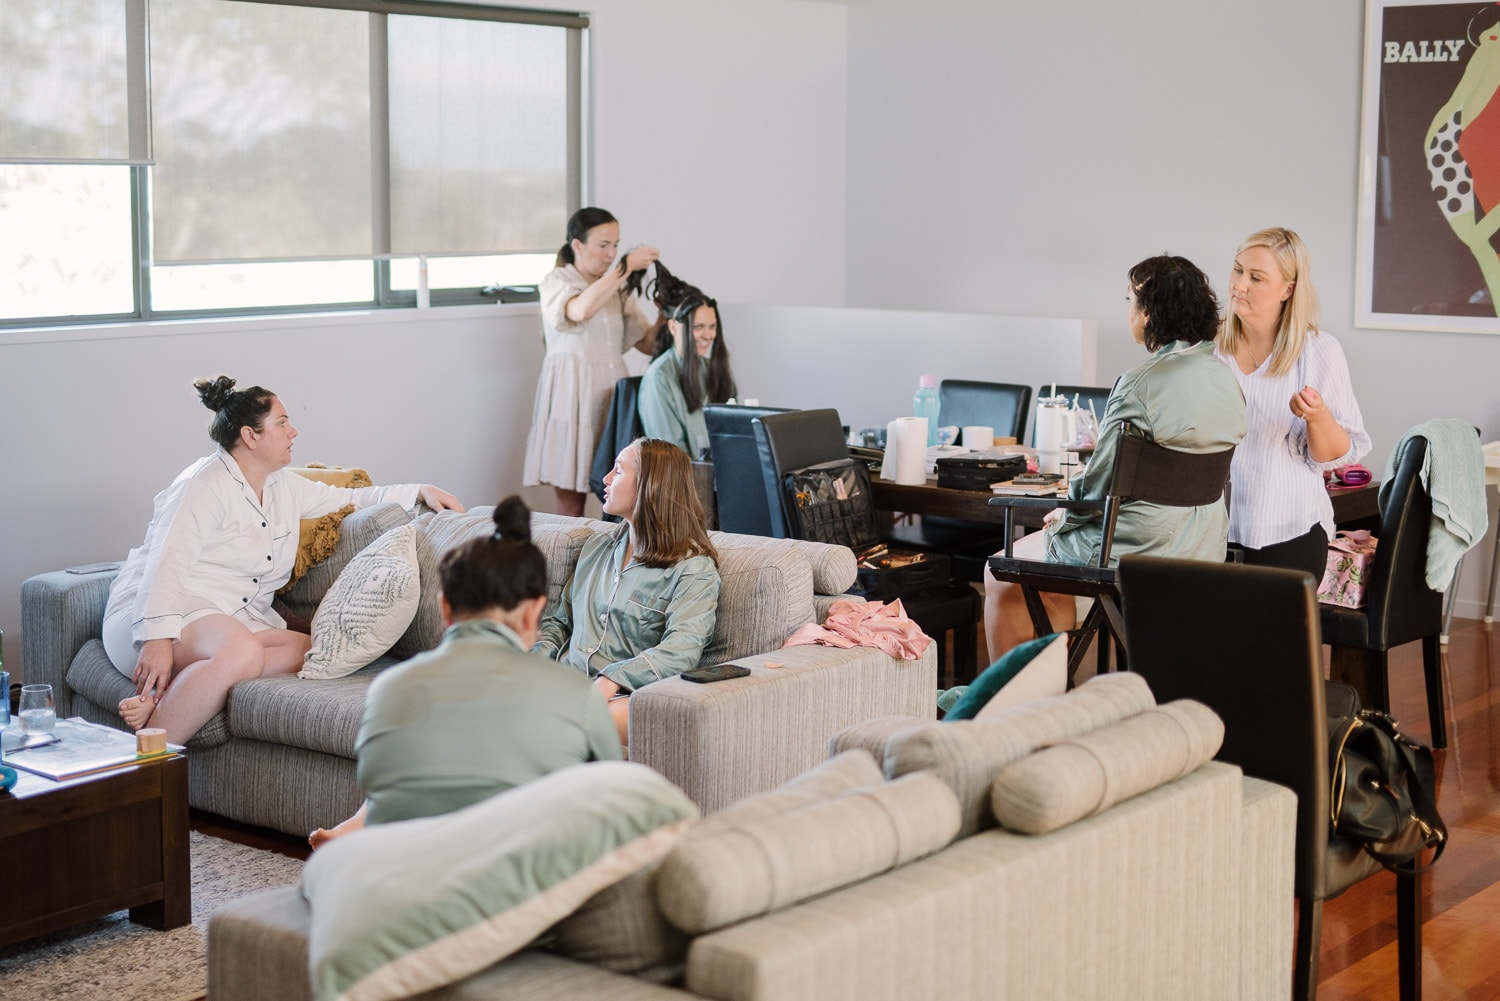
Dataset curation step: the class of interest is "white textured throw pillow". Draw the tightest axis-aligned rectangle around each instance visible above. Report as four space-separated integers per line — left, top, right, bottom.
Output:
300 523 421 680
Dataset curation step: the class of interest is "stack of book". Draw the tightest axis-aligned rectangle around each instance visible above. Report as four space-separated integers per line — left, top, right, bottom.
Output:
1 717 182 781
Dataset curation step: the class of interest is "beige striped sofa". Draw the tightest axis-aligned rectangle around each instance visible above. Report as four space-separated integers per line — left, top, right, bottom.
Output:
20 508 936 835
207 672 1298 1001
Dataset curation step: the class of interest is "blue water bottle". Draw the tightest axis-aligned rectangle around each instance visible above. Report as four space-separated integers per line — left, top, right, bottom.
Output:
913 374 940 446
0 627 9 728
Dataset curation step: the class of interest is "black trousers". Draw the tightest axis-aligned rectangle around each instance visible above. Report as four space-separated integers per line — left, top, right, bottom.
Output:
1236 524 1329 582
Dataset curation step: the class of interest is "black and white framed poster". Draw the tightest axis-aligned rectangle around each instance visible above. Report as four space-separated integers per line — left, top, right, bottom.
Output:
1357 0 1500 332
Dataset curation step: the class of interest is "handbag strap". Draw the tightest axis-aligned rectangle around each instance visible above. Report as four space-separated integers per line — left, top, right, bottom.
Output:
1357 714 1448 875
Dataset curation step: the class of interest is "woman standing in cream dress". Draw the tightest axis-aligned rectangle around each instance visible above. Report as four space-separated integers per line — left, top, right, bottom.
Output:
523 207 658 516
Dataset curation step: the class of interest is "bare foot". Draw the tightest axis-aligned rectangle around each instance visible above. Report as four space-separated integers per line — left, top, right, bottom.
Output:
309 802 369 850
119 695 155 730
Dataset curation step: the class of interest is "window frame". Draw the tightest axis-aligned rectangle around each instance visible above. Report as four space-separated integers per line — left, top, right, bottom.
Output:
0 0 585 330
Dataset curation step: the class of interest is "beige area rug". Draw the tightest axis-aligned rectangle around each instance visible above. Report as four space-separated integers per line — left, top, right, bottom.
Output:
0 831 304 1001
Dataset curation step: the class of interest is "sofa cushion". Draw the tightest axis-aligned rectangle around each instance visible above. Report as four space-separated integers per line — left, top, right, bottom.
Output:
229 661 398 758
280 502 414 623
991 699 1224 835
703 537 815 664
545 749 884 980
711 532 856 596
879 672 1157 837
944 633 1066 721
387 509 497 660
300 523 421 680
655 771 961 935
301 761 697 1001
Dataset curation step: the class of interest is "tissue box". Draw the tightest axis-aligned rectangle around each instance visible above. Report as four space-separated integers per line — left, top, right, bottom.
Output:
1317 530 1378 608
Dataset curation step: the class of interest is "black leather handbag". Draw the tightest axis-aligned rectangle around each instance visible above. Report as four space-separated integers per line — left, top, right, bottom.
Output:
1326 680 1446 875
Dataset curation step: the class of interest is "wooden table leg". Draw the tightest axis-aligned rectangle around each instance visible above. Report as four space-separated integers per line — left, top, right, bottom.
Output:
130 755 191 930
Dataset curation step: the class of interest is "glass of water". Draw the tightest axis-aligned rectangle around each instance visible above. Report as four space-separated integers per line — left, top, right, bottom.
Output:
19 684 56 734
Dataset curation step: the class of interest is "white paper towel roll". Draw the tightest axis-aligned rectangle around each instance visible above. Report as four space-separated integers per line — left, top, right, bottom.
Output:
885 417 929 485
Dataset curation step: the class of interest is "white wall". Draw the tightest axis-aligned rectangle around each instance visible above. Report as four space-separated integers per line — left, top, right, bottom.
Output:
845 0 1500 617
0 0 850 677
723 303 1095 431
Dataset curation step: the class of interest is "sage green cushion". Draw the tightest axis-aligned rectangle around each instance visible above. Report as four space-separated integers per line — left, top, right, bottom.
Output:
300 761 698 1001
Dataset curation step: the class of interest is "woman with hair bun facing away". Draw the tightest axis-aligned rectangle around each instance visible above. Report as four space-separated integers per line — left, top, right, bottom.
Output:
103 375 464 745
310 496 622 848
523 207 660 517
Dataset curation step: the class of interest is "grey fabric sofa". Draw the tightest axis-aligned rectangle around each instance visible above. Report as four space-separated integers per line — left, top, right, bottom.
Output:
20 507 935 835
207 674 1299 1001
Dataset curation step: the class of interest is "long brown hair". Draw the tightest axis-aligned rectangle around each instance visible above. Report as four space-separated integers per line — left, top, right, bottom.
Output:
628 438 718 568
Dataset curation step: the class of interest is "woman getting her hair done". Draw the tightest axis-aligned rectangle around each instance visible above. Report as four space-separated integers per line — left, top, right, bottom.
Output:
310 497 622 848
523 207 660 517
535 438 722 745
637 286 737 458
983 255 1247 659
104 376 463 745
1215 227 1369 578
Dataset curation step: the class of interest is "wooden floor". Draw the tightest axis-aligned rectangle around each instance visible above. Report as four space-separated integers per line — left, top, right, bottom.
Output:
194 618 1500 999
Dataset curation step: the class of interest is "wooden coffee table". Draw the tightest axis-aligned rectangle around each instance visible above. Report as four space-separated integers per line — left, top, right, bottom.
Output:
0 754 190 948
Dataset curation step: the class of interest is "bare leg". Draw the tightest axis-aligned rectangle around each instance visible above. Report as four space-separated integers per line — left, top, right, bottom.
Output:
116 616 267 745
310 802 369 850
554 487 587 518
258 629 312 676
983 531 1078 660
607 695 630 750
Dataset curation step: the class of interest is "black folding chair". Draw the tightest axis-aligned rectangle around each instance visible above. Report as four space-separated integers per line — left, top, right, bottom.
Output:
986 422 1234 679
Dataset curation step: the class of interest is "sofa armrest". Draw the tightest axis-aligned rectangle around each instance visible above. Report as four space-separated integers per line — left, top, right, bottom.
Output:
208 887 699 1001
629 644 936 813
21 568 118 718
1238 776 1297 1001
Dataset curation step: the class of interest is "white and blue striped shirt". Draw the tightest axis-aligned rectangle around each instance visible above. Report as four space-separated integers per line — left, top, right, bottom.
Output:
1215 331 1370 549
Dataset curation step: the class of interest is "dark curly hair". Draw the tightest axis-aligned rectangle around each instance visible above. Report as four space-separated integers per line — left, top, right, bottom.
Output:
194 375 276 451
438 496 548 615
1127 255 1221 352
625 260 736 412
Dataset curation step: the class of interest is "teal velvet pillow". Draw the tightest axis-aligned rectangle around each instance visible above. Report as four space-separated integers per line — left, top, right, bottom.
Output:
944 634 1062 721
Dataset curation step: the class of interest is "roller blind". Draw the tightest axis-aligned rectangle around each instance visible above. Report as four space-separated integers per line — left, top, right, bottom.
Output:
0 0 152 164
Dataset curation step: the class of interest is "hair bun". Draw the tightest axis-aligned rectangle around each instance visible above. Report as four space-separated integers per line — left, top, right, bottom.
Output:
194 375 238 412
492 495 532 543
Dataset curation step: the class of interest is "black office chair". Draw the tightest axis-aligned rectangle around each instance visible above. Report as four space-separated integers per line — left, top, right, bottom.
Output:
1321 433 1448 748
1033 384 1111 446
938 380 1031 444
753 408 982 680
704 403 792 537
1119 556 1425 1001
986 422 1235 680
589 376 645 510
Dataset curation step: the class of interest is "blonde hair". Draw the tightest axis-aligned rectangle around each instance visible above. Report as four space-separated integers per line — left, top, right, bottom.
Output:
627 438 718 569
1216 227 1320 377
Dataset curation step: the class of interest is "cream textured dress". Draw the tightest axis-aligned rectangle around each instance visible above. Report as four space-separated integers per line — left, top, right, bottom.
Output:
523 265 649 492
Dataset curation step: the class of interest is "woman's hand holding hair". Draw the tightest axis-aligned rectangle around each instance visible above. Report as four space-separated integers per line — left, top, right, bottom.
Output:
1290 386 1352 463
419 485 466 513
133 638 175 702
618 245 660 276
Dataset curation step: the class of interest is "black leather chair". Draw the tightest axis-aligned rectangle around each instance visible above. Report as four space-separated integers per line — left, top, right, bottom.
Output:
1120 556 1425 1001
588 376 645 508
752 408 982 680
938 380 1031 444
1321 434 1448 748
704 403 792 537
986 422 1235 680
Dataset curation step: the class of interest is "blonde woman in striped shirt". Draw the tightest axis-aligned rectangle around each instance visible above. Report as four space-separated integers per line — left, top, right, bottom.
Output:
1215 227 1370 578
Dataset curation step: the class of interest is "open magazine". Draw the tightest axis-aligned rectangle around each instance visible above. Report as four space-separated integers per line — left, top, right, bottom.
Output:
2 717 183 780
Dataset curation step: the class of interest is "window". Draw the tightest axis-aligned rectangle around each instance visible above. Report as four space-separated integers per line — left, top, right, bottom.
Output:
0 0 586 327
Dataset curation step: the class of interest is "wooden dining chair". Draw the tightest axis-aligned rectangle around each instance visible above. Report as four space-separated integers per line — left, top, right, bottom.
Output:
986 422 1235 680
1119 556 1426 1001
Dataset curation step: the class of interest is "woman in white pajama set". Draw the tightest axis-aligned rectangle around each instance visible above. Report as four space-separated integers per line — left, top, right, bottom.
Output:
103 375 462 744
